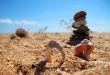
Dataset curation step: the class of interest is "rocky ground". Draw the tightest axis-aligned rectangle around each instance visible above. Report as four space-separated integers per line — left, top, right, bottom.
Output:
0 32 110 75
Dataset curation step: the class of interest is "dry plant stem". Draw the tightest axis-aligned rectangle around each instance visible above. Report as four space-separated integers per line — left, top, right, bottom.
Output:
58 48 65 64
46 41 65 66
46 47 52 63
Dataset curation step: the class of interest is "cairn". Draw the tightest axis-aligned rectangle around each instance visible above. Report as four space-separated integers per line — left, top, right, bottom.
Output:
67 11 90 45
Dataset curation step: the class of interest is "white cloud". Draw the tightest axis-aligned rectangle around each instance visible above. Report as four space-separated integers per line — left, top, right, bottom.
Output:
0 18 36 25
0 18 13 24
14 20 36 25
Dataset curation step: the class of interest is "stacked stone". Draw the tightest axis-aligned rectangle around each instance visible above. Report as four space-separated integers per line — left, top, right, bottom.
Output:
68 11 90 45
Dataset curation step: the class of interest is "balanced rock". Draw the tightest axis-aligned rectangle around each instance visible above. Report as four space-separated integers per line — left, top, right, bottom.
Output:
67 11 90 45
72 19 87 26
74 11 86 20
73 25 90 37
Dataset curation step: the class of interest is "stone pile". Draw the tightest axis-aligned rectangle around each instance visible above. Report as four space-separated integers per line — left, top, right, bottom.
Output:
67 11 90 45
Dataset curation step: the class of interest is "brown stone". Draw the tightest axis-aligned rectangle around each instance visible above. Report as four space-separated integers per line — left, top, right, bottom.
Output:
74 11 86 20
73 20 87 26
73 26 89 32
16 28 28 38
75 17 86 22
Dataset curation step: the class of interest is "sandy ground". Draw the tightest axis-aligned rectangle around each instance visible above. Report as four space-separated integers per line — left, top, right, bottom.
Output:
0 32 110 75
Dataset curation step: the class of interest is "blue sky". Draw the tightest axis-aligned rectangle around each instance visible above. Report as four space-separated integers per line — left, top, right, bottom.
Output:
0 0 110 33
